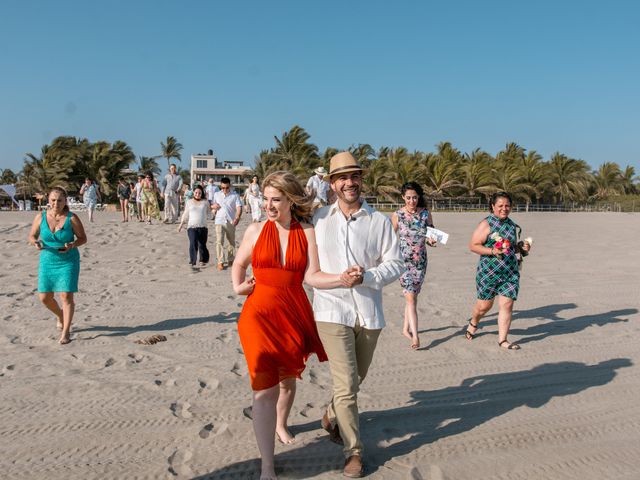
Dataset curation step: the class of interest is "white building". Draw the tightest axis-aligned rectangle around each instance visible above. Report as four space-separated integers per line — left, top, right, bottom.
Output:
190 150 252 193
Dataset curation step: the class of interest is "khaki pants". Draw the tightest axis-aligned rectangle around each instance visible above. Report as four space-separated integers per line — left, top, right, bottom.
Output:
163 194 179 223
316 321 381 458
215 223 236 265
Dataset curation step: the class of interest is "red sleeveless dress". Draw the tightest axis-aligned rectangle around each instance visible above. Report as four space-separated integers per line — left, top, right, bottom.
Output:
238 220 328 391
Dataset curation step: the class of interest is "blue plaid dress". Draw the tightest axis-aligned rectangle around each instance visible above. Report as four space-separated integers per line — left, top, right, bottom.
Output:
476 215 520 300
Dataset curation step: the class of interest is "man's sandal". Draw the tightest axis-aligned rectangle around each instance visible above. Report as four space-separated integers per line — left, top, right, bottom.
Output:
498 340 521 350
464 320 480 340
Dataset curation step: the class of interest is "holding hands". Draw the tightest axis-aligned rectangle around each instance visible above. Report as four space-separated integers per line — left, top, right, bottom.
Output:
340 265 364 288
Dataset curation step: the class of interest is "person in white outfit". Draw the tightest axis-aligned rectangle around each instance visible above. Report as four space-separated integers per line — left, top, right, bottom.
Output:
177 185 212 267
162 164 183 223
246 175 262 222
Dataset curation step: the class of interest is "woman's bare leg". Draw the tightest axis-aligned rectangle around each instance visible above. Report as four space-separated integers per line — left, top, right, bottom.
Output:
252 384 279 479
275 377 296 444
497 295 516 347
466 299 494 338
58 292 75 344
39 292 63 330
404 292 420 348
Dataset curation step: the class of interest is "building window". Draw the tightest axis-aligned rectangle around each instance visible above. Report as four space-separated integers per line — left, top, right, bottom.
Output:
196 159 208 169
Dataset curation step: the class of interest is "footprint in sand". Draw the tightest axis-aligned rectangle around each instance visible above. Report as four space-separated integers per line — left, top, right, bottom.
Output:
300 402 322 418
127 353 147 364
1 364 16 376
197 378 220 394
104 358 116 367
230 362 247 376
215 330 231 343
167 448 194 477
198 423 214 439
170 401 193 419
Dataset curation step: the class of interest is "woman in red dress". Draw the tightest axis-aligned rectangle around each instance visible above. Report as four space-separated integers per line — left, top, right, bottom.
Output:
232 171 359 480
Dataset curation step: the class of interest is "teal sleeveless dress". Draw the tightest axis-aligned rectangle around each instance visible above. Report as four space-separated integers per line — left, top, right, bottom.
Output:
476 214 520 300
38 212 80 293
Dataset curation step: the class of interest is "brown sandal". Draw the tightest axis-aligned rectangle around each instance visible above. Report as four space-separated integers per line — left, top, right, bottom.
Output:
464 320 480 340
498 340 521 350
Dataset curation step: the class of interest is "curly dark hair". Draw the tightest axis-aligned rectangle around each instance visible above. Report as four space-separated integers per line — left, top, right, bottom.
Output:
400 181 426 208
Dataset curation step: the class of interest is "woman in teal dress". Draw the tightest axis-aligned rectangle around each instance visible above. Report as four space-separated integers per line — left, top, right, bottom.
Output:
464 192 531 350
28 187 87 344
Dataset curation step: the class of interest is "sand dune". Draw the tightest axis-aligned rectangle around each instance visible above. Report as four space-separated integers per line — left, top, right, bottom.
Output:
1 211 639 479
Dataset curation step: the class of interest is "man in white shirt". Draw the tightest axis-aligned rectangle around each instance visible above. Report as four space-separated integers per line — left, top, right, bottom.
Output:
205 178 219 205
161 163 183 223
211 177 242 271
313 151 403 478
306 166 330 208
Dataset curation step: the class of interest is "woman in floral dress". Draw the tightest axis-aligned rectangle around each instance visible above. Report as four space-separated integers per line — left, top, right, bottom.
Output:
464 191 532 350
392 182 436 349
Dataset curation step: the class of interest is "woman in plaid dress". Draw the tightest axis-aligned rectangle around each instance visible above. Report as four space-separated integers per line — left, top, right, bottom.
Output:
464 192 531 350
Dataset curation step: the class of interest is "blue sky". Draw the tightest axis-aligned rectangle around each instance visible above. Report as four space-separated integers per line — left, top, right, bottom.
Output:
1 0 639 174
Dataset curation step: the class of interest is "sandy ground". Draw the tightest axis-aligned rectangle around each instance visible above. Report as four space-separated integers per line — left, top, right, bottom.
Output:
1 210 639 480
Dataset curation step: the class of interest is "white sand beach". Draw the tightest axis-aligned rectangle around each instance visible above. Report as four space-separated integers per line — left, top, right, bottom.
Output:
1 211 639 480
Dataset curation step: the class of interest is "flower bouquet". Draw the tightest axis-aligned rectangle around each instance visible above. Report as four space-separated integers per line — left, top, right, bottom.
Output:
489 232 511 256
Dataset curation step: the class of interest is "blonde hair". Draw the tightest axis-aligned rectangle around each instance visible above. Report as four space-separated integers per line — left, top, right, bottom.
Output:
262 171 314 222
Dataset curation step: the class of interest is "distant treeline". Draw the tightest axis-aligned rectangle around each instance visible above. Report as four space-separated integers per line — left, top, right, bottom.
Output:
2 126 638 205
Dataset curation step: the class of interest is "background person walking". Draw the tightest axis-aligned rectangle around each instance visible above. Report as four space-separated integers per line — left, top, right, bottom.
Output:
211 177 242 270
161 163 183 224
79 178 101 223
177 185 211 267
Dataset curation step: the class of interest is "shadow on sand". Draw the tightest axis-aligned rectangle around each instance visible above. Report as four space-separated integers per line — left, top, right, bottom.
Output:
194 358 631 479
74 312 239 339
424 304 635 350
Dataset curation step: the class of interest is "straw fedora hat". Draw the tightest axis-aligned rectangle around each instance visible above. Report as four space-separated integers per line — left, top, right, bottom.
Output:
314 166 327 175
329 152 363 177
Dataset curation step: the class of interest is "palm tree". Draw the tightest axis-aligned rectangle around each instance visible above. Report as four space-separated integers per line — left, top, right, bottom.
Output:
23 146 73 193
138 156 162 176
547 153 590 203
457 149 493 197
423 154 461 197
620 165 638 194
379 147 420 193
591 162 623 200
516 150 549 210
252 150 278 180
0 168 18 184
361 158 397 201
271 126 319 178
160 136 183 171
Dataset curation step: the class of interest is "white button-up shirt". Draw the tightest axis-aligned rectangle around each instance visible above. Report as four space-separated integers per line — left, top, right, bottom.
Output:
213 190 242 225
312 200 404 329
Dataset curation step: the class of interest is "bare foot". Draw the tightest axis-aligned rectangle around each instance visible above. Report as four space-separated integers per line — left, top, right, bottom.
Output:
59 334 71 345
260 463 277 480
410 336 420 349
56 319 63 330
275 427 295 444
402 329 412 341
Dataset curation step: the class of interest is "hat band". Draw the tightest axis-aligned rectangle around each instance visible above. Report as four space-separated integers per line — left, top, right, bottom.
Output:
330 164 362 175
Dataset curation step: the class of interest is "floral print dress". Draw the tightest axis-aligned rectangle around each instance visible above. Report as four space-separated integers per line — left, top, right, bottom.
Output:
396 208 430 294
